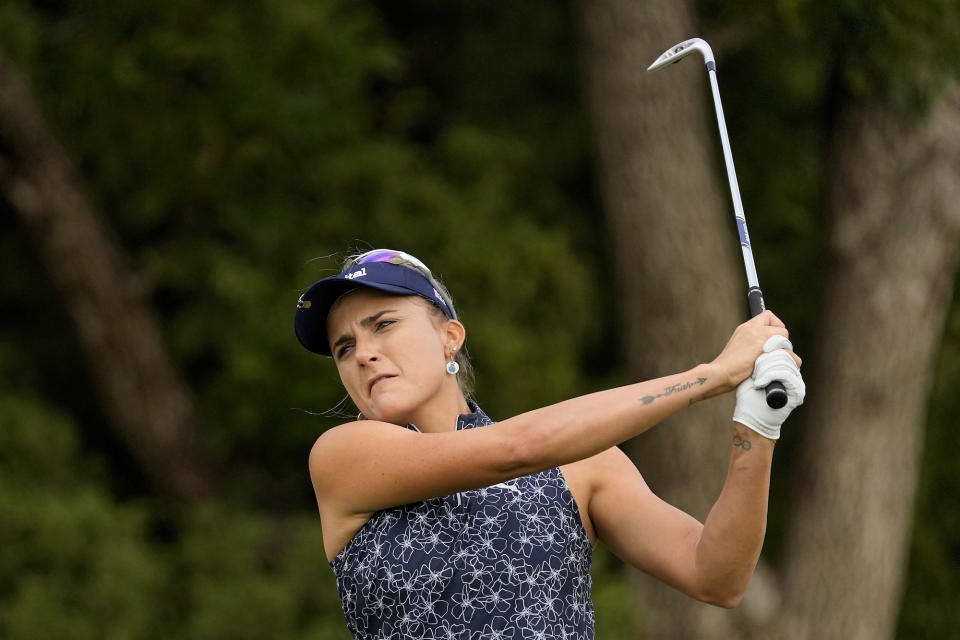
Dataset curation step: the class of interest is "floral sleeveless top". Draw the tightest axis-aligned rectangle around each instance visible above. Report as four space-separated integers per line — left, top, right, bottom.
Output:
329 406 595 639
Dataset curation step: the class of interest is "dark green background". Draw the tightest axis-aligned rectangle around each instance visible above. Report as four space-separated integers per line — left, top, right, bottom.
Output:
1 1 957 636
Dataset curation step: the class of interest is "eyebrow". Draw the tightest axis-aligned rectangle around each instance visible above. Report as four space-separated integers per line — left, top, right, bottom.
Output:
331 309 398 352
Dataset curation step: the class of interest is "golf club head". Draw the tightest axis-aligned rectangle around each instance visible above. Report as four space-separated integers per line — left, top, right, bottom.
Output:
647 37 715 72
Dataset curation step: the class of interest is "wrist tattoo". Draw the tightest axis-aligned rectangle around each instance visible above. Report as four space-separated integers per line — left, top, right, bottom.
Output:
732 434 752 451
640 377 707 406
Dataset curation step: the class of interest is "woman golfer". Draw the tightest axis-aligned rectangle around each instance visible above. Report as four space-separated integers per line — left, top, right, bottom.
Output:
296 249 804 639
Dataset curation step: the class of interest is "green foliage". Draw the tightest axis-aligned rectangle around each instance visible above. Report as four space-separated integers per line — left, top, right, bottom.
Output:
2 0 959 636
832 0 960 109
697 2 960 634
0 0 615 636
0 0 604 510
0 394 162 640
701 0 960 112
592 545 644 636
0 394 348 640
170 508 348 640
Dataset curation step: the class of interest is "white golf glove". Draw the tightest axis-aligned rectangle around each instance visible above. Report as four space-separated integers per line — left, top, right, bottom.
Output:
732 335 806 440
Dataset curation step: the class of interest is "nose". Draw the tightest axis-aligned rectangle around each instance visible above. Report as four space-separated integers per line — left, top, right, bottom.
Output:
353 337 380 366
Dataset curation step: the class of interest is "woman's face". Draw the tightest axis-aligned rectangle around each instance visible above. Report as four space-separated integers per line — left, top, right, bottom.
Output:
326 288 461 424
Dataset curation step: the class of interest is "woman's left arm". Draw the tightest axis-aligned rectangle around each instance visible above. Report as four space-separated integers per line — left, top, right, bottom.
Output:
586 336 804 605
586 427 774 608
693 424 774 606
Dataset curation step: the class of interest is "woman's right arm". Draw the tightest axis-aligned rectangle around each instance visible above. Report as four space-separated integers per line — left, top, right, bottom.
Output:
310 311 788 517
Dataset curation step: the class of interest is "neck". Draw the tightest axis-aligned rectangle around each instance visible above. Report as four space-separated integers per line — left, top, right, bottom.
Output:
406 388 472 433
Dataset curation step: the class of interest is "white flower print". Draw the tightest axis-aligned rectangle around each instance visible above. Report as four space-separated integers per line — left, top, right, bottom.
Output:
375 563 402 591
536 591 562 622
475 504 509 532
451 588 482 623
540 555 567 591
475 531 507 561
329 407 594 639
451 544 477 570
508 527 537 558
479 615 516 640
480 583 515 614
408 507 435 533
494 555 531 585
514 601 544 629
412 524 455 556
518 508 549 533
564 592 586 625
361 591 395 619
416 592 449 623
369 623 400 640
417 556 454 594
431 619 468 640
396 568 420 607
397 608 425 638
461 556 493 592
392 529 418 563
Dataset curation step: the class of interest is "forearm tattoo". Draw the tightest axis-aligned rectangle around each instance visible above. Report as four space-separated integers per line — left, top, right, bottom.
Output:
732 434 752 451
640 377 707 406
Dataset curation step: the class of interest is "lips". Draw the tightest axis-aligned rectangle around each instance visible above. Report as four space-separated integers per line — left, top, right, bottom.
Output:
368 374 397 394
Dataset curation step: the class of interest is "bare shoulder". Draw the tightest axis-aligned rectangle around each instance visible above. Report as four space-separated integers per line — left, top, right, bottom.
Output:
308 421 403 560
309 420 364 462
309 421 358 475
308 422 351 503
308 420 404 485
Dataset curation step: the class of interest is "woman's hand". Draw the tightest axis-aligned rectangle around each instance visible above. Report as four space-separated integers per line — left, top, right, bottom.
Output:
707 311 799 395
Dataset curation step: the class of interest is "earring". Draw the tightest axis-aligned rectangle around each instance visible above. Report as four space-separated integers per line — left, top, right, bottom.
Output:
357 412 366 421
446 347 459 375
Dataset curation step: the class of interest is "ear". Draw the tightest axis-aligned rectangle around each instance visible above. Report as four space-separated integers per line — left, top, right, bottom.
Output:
444 319 466 355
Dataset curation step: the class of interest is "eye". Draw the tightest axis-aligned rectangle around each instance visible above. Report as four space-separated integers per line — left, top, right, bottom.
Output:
335 343 354 359
375 320 395 331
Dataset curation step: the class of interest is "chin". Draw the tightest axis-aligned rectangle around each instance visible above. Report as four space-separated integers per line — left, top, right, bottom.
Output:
365 394 418 426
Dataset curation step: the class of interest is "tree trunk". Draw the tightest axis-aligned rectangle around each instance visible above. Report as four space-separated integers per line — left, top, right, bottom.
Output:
0 46 212 503
576 1 753 637
766 85 960 640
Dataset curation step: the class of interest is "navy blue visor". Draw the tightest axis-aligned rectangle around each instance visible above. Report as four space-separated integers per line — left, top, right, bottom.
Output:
295 254 456 357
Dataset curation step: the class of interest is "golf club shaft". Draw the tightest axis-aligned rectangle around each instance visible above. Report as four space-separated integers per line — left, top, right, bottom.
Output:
705 62 788 408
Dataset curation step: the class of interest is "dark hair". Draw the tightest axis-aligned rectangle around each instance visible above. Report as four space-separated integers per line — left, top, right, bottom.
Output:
341 253 476 403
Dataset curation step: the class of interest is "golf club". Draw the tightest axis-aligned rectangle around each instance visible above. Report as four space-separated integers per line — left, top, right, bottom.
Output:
648 37 788 409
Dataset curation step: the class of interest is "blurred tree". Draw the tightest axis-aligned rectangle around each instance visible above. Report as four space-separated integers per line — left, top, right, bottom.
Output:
0 45 212 503
0 0 612 636
0 0 606 508
2 0 959 637
770 81 960 640
579 0 960 638
576 0 749 637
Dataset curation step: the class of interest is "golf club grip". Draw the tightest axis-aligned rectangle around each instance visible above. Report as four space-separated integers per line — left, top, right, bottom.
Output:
765 381 788 409
747 287 789 409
